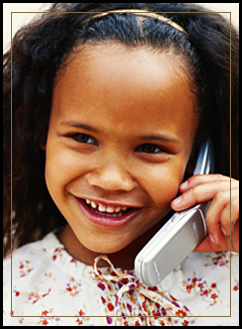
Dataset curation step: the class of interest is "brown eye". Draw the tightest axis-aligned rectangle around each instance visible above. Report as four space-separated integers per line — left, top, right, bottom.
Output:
139 144 162 153
72 134 97 145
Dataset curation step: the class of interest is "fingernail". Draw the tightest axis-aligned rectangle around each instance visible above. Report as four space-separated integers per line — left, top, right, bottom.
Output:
180 181 188 190
222 227 229 236
209 234 216 244
172 196 182 206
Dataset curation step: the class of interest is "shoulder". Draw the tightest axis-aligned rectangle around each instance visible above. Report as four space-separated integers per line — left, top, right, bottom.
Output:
3 232 59 271
3 231 103 326
3 232 61 321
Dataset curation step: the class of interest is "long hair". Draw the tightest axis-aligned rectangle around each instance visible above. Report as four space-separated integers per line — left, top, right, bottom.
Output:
3 3 239 256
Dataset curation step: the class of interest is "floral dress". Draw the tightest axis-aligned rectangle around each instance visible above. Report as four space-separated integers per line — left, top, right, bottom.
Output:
3 231 239 326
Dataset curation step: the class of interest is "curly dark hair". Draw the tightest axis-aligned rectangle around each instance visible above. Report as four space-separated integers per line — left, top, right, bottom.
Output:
3 3 239 256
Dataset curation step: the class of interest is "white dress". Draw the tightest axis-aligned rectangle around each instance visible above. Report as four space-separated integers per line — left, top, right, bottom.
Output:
3 231 239 326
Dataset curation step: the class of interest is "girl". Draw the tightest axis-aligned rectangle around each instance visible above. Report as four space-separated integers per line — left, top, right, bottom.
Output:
3 3 239 326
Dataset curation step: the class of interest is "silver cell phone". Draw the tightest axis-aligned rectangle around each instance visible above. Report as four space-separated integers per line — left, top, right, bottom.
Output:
135 138 214 286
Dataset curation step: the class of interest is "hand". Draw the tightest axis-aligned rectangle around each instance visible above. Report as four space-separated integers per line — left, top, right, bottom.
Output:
170 174 239 253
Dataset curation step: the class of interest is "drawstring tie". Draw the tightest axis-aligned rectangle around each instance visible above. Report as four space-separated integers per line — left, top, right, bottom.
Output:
92 255 193 326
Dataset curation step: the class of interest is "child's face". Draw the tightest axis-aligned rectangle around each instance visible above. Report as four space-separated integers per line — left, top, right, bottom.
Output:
45 43 199 258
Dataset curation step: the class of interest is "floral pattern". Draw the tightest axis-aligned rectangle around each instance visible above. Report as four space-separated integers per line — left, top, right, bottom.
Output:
3 232 239 326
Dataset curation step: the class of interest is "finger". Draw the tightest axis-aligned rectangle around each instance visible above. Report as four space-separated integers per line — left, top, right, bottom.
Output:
231 220 239 253
171 180 232 211
205 189 239 243
179 174 237 192
220 192 239 235
193 220 239 253
193 234 231 253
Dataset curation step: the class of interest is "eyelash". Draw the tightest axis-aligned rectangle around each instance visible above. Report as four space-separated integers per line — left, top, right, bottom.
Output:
71 133 97 145
136 144 164 154
70 134 165 154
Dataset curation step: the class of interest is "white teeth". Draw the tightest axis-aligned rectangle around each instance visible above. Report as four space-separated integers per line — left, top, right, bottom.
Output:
86 200 128 213
106 206 115 213
98 204 106 212
91 201 97 208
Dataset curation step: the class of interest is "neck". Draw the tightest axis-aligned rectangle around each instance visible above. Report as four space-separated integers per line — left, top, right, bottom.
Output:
56 218 168 270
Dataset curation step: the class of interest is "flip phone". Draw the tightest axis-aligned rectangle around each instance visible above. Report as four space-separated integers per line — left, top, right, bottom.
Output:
134 138 214 286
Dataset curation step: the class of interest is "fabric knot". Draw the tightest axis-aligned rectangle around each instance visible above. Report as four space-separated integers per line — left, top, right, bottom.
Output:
92 255 193 326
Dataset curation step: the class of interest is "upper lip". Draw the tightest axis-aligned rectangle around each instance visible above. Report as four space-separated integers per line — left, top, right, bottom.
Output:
73 195 142 208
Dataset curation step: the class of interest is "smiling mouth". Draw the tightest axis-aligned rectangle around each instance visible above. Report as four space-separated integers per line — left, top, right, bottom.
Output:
83 199 133 217
75 197 141 228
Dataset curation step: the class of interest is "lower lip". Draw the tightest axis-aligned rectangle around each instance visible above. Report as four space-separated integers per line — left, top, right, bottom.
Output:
75 197 141 228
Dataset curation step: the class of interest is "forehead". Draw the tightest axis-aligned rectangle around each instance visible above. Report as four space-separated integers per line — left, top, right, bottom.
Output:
51 43 198 138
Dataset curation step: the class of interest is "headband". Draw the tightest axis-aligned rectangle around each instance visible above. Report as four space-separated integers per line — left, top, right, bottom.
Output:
82 9 187 35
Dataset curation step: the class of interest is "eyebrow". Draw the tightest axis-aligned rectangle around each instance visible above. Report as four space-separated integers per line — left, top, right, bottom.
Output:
60 121 179 143
140 135 179 143
59 121 100 133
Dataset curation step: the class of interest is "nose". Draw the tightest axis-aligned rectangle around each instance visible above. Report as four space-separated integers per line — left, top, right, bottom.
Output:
86 161 136 192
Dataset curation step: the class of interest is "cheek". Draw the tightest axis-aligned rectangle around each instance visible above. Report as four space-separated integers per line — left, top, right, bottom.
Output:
44 144 86 201
140 162 184 207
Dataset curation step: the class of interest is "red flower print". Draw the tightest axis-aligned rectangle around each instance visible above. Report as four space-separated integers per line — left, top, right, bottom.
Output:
176 309 187 317
169 294 178 301
211 293 218 300
107 303 114 312
233 285 239 291
135 320 141 326
127 303 132 313
211 283 217 289
41 319 49 325
101 296 106 304
148 286 158 291
124 321 129 326
107 283 113 292
161 308 167 316
66 287 72 292
121 278 129 285
78 309 85 316
15 291 20 297
76 319 83 325
52 255 57 261
160 320 166 326
142 300 147 312
182 320 189 326
186 284 193 293
138 313 145 322
42 288 51 297
19 264 24 269
41 310 49 316
202 290 209 296
98 282 106 291
152 310 161 319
